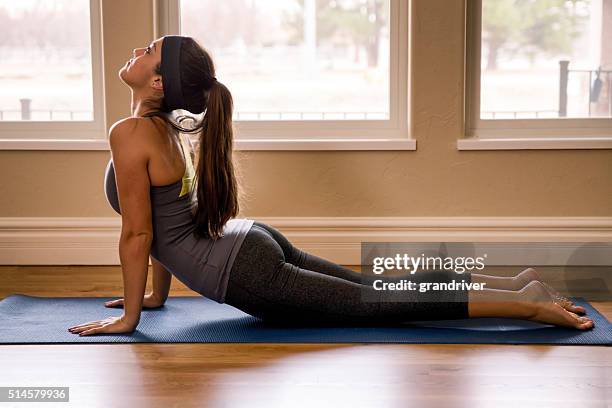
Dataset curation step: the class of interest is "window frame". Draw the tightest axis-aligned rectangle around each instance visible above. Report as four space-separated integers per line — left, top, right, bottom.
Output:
156 0 415 151
0 0 107 151
460 0 612 151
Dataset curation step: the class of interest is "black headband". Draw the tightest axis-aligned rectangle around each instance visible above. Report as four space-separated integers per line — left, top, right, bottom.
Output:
160 35 185 112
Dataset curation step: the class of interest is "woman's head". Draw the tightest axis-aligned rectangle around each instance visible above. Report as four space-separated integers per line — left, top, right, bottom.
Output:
119 35 217 114
118 37 164 99
120 35 242 240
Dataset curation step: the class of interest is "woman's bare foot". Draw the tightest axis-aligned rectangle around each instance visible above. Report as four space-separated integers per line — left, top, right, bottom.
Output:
515 268 586 315
528 301 593 330
521 281 594 330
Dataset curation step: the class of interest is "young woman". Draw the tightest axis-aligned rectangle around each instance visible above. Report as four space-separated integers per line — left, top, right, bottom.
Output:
68 36 593 337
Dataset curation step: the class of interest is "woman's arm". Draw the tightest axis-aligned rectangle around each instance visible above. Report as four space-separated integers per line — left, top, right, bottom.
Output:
69 118 154 336
150 256 172 304
110 118 156 328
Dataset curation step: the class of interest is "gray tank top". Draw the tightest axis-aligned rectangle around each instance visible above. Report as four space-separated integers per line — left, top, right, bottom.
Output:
103 127 254 303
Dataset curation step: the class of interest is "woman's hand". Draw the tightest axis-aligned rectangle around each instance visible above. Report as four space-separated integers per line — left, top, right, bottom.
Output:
104 293 165 309
68 315 137 336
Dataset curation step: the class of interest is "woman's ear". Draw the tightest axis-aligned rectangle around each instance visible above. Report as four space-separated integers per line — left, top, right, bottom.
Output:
152 76 163 93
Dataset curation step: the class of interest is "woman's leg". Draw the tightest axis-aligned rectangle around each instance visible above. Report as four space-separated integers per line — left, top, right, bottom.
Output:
226 225 473 325
252 221 584 315
225 226 593 329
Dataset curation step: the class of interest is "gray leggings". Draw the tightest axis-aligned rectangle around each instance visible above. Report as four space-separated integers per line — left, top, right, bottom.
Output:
225 222 472 326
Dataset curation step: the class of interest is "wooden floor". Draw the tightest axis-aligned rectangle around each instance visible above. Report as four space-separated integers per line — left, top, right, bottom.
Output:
1 265 611 408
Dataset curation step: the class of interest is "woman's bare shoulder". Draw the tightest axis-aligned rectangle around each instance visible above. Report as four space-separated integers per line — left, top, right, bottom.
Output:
109 116 158 136
108 117 162 158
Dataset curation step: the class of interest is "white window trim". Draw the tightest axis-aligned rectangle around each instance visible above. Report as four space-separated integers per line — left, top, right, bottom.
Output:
460 0 612 151
155 0 415 151
0 0 107 151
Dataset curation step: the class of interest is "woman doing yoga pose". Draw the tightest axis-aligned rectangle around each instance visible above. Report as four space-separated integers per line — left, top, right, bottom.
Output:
68 36 593 337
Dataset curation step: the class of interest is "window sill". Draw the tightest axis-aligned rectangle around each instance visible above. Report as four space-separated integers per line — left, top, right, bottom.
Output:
457 137 612 150
0 138 109 151
234 138 417 151
0 138 417 151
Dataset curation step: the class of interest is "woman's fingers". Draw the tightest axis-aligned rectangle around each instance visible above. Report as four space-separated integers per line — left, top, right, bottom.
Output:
68 321 102 332
68 319 100 330
72 316 133 336
69 324 97 333
104 298 124 308
79 326 103 336
71 323 106 336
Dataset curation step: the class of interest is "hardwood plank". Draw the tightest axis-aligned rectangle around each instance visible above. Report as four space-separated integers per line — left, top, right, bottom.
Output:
0 266 610 408
0 343 610 408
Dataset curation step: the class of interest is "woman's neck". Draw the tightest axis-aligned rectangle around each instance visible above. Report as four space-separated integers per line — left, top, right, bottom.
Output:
130 89 161 118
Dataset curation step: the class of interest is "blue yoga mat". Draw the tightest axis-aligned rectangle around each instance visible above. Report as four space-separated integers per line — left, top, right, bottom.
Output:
0 294 610 345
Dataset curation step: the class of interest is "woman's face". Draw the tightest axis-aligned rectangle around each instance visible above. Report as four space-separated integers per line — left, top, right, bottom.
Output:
119 37 164 92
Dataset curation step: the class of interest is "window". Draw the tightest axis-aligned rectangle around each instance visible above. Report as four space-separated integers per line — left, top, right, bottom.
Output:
461 0 612 150
0 0 106 150
156 0 413 150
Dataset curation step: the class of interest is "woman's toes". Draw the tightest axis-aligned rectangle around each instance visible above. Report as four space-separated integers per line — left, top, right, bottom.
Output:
541 282 584 313
566 310 583 320
569 303 586 314
558 300 586 315
577 318 594 330
559 306 593 329
575 315 593 328
527 300 593 330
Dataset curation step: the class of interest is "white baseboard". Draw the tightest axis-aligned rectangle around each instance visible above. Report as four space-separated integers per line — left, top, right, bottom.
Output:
0 216 611 265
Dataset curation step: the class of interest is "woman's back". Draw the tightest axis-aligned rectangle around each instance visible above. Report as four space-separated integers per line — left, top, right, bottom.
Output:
104 116 254 303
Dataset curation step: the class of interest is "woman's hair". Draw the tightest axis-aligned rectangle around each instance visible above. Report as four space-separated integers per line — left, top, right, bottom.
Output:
152 37 242 240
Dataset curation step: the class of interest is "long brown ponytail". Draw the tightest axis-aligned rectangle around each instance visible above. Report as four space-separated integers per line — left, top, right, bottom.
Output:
193 78 239 240
152 37 241 240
